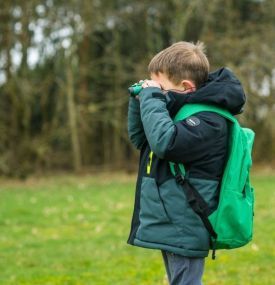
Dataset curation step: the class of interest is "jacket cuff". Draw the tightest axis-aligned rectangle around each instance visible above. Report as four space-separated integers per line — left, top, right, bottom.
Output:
139 87 165 103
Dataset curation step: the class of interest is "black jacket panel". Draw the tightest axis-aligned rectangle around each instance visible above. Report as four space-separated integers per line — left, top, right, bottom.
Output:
164 111 229 180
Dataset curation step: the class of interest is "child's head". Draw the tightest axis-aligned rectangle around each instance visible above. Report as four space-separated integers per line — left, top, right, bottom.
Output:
148 41 209 91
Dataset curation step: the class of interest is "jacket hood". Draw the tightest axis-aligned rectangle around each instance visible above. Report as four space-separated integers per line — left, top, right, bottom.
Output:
167 68 246 116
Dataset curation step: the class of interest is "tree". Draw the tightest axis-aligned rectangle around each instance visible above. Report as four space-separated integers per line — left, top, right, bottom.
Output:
0 0 274 177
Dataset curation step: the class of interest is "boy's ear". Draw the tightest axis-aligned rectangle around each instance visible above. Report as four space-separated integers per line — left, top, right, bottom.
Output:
181 80 196 92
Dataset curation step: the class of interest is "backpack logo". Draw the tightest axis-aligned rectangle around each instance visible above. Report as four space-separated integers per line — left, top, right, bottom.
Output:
186 116 200 126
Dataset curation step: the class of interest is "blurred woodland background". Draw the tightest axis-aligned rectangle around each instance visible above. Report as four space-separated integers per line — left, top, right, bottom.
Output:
0 0 274 178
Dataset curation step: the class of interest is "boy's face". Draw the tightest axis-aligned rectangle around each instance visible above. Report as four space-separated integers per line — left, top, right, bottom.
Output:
150 72 195 93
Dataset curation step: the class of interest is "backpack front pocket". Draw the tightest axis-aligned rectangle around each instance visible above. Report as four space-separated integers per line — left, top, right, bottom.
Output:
209 181 254 249
139 177 170 225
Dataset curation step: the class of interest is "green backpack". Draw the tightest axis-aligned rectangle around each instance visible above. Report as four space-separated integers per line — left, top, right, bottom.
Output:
170 103 255 259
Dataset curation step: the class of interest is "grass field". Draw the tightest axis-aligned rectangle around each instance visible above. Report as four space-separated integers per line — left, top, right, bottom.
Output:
0 171 274 285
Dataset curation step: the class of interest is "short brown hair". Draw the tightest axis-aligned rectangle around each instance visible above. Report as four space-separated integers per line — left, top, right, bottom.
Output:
148 41 210 88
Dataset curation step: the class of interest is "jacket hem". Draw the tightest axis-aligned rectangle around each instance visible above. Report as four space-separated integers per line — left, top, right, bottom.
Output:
132 238 209 258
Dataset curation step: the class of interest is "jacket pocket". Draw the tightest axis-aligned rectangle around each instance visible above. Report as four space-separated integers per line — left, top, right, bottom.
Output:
139 177 170 225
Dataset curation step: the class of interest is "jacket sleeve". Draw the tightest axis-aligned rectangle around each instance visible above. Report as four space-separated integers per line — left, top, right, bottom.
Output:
139 88 175 158
127 97 146 150
139 88 227 163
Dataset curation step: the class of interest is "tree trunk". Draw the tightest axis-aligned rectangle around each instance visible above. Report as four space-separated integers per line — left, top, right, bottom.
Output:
66 60 82 172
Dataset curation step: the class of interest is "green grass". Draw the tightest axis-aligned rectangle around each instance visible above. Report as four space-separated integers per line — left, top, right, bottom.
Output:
0 172 274 285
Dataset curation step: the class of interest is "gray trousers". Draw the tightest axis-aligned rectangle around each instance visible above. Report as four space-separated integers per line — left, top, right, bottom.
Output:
161 251 205 285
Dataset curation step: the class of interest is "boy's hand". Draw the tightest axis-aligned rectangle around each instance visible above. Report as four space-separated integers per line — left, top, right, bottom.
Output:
141 79 161 89
134 80 162 100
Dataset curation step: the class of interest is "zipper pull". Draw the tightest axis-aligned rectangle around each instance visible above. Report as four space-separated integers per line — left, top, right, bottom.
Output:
146 151 153 174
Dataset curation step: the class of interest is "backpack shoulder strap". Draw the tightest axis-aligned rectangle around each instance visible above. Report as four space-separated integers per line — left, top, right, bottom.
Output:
173 103 237 123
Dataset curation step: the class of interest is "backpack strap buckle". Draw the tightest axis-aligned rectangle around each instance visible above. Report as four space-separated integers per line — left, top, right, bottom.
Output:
175 173 185 185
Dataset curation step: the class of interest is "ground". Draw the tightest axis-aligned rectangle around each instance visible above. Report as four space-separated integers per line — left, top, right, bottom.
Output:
0 171 274 285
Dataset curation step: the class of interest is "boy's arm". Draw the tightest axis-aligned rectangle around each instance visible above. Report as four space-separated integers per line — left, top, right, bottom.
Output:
139 87 175 158
127 97 146 150
140 88 227 162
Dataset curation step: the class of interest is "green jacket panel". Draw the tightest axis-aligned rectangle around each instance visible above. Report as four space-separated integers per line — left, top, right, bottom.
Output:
134 176 219 257
127 97 146 150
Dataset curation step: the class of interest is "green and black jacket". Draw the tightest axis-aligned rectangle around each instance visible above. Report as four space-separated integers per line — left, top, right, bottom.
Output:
127 68 246 257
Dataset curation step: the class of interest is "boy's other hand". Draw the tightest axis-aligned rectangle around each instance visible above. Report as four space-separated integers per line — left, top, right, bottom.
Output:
141 80 162 89
134 80 162 100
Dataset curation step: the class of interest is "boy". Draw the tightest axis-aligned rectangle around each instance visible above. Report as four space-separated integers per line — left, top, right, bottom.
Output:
127 41 246 285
